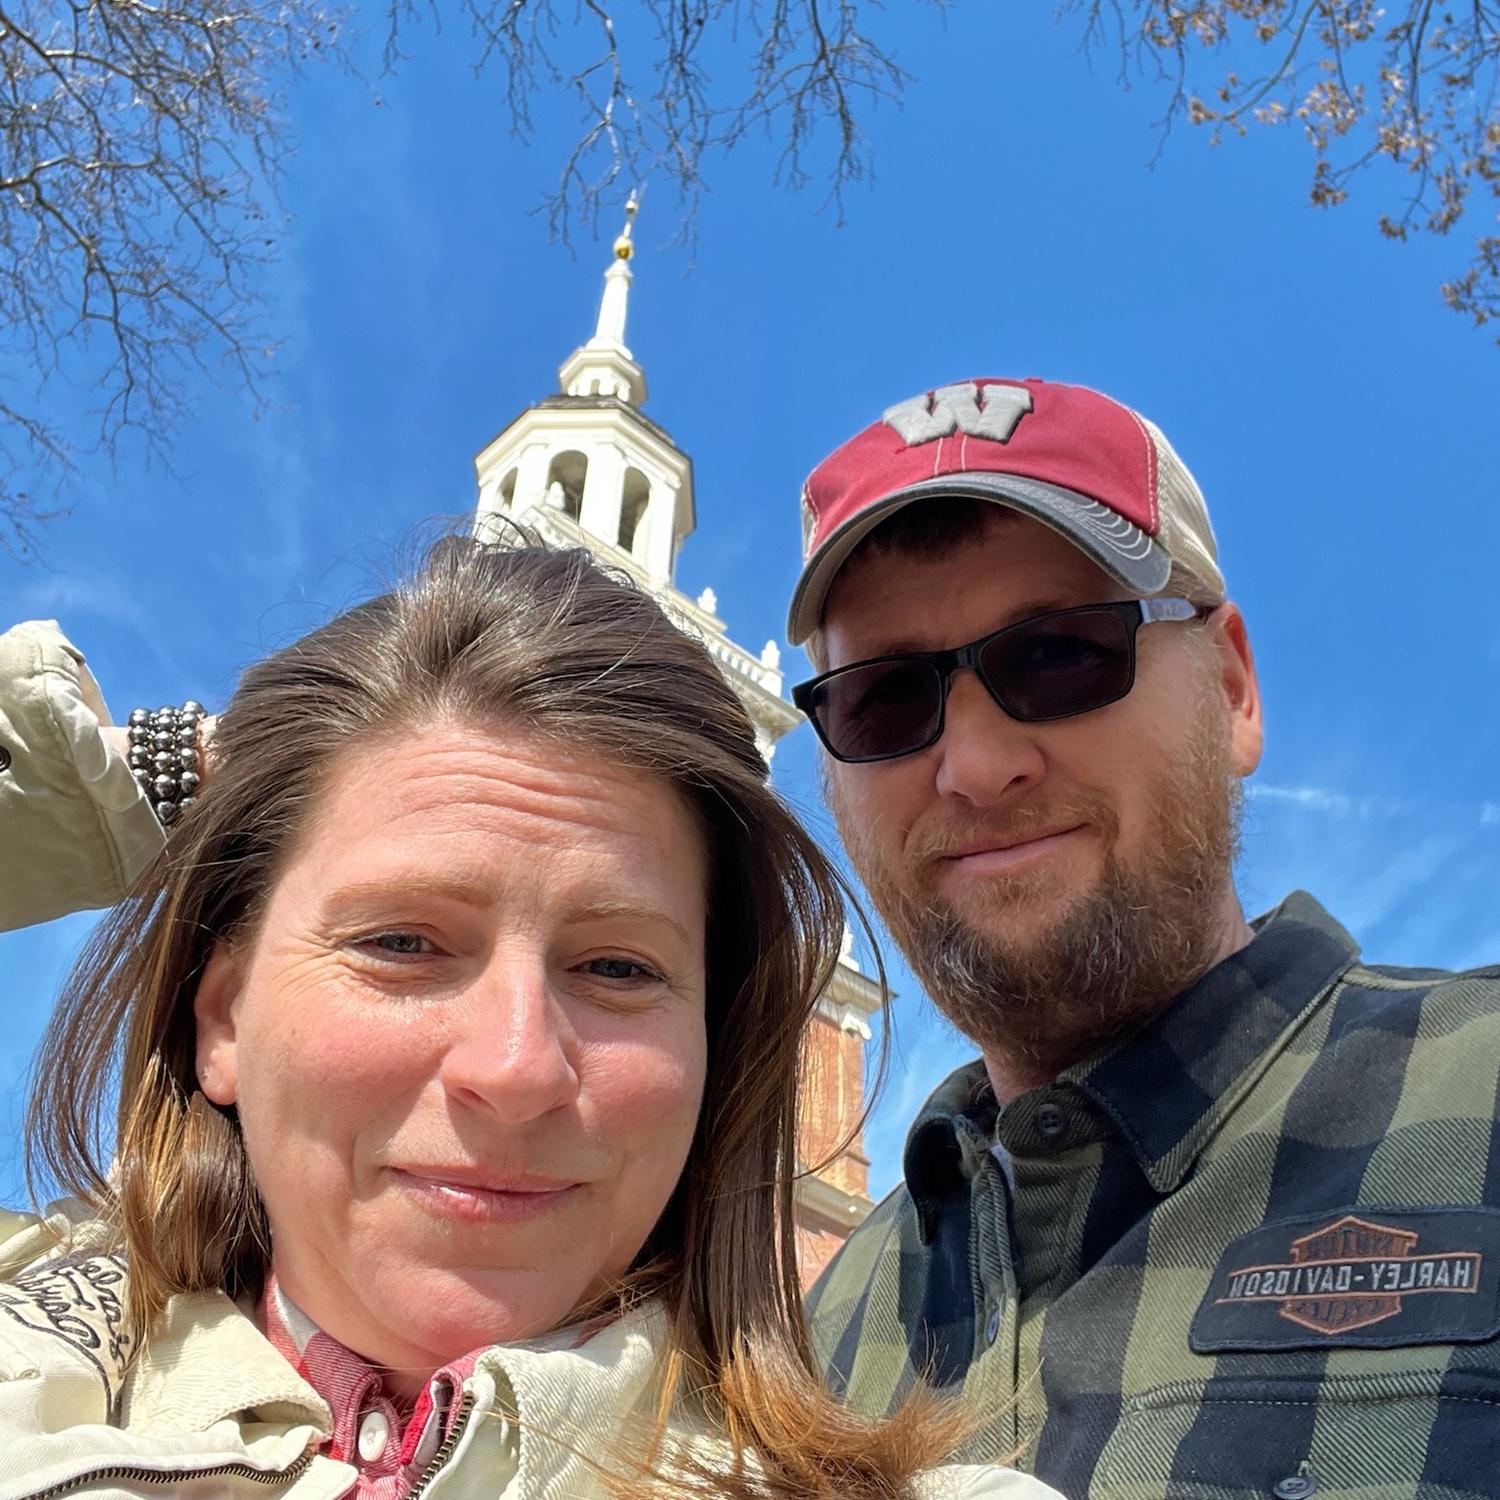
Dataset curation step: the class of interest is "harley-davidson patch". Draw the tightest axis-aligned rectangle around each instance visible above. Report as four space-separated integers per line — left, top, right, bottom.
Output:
1191 1206 1500 1353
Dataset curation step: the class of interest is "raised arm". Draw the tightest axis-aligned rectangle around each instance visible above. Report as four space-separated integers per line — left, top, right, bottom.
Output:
0 622 181 932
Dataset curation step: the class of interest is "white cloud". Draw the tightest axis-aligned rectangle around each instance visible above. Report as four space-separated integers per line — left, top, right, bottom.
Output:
13 572 148 629
1250 783 1359 818
1253 782 1500 831
9 571 190 684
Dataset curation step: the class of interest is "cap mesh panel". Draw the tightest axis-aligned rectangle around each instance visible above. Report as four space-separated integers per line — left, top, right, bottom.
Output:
1144 417 1226 603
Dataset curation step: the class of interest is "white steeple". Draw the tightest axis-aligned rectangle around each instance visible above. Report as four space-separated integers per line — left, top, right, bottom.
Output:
594 199 634 344
473 197 692 588
558 195 647 406
471 202 799 762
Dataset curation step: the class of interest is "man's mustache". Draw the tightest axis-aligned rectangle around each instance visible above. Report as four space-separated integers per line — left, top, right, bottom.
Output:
903 797 1121 867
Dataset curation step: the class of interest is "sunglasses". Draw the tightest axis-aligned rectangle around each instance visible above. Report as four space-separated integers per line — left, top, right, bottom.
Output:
792 598 1206 764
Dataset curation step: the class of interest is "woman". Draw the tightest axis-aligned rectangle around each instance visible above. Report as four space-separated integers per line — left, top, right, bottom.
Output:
0 538 1058 1500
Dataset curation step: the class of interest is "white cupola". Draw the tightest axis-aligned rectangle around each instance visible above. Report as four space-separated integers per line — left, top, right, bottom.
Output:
473 196 694 590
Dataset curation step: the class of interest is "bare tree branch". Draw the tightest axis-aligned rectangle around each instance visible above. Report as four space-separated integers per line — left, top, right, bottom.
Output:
393 0 1497 326
0 0 344 555
379 0 949 242
6 0 1495 557
1062 0 1500 335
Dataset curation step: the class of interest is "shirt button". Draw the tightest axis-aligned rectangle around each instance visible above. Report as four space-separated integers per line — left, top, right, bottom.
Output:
0 744 11 772
1272 1479 1316 1499
357 1410 390 1463
1035 1103 1067 1138
984 1305 1001 1344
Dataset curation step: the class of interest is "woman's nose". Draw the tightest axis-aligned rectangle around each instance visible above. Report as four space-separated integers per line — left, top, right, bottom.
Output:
933 668 1046 806
439 963 581 1122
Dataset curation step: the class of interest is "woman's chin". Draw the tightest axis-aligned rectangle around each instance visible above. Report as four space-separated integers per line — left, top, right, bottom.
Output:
349 1260 602 1374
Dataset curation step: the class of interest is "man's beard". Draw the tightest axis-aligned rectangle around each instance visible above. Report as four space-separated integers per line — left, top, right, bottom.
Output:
832 695 1242 1081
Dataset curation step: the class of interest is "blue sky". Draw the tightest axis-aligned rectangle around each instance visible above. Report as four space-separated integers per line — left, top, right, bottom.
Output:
2 4 1497 1207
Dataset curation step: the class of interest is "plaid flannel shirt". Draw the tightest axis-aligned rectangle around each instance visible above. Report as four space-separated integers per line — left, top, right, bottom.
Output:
807 892 1500 1499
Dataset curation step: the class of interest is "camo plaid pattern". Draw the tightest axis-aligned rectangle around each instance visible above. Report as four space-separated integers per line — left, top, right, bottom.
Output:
807 893 1500 1499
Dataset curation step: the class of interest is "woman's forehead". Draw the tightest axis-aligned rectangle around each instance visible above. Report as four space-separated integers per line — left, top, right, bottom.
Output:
277 722 709 910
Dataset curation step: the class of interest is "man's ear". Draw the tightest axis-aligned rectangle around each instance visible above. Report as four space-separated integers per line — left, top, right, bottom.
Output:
1206 602 1264 779
193 943 243 1106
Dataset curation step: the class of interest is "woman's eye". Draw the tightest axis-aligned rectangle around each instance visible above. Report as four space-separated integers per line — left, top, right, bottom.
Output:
580 956 662 984
357 931 434 959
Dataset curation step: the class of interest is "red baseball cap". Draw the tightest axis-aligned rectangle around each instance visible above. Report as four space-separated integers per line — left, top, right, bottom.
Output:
787 377 1225 645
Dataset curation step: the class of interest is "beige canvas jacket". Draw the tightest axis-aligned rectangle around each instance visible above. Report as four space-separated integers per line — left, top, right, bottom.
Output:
0 1206 1060 1500
0 621 165 932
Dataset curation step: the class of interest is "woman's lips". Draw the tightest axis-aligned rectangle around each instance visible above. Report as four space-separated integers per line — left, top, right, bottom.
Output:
391 1168 582 1224
938 825 1088 879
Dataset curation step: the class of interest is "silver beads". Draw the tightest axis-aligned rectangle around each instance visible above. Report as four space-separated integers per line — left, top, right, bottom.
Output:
127 701 208 832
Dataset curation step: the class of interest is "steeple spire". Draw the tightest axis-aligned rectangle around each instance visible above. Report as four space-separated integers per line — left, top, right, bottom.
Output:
592 192 637 346
558 194 647 407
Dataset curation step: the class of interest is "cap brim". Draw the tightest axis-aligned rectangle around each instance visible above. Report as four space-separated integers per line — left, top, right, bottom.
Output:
786 474 1172 645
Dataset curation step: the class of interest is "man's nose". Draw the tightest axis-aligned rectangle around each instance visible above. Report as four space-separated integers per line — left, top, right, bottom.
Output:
439 962 581 1123
932 668 1046 806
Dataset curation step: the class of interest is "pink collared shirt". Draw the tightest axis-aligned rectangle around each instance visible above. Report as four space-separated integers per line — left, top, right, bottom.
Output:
259 1277 481 1500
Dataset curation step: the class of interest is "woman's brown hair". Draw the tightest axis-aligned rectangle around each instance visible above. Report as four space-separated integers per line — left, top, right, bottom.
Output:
27 537 962 1497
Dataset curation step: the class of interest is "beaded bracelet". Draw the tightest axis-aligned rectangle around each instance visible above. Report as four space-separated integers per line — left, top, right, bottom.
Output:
127 701 206 828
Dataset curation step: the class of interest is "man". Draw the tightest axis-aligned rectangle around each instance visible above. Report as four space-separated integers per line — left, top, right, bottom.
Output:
788 378 1500 1500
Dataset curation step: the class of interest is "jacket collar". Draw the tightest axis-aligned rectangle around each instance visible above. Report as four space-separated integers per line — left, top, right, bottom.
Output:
4 1244 695 1500
125 1282 683 1493
903 891 1360 1239
468 1304 690 1495
120 1288 332 1436
129 1284 689 1493
1071 890 1358 1190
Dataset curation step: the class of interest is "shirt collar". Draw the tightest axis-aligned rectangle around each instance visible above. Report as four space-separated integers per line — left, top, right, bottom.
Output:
902 891 1360 1239
259 1274 481 1492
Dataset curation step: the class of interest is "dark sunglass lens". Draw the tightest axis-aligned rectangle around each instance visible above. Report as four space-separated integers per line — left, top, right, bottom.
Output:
811 659 944 760
981 609 1134 721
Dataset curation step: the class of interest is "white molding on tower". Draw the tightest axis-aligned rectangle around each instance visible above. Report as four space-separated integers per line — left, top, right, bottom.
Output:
794 1170 875 1235
476 500 801 762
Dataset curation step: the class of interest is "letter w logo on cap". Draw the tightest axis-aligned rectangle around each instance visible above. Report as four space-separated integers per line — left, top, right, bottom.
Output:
882 381 1034 446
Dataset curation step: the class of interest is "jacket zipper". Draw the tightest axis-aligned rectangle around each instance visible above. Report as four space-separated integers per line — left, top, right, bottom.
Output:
21 1390 478 1500
403 1390 477 1500
20 1452 315 1500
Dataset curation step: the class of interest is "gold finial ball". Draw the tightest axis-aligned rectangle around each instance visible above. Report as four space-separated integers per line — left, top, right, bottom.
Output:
613 234 635 260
